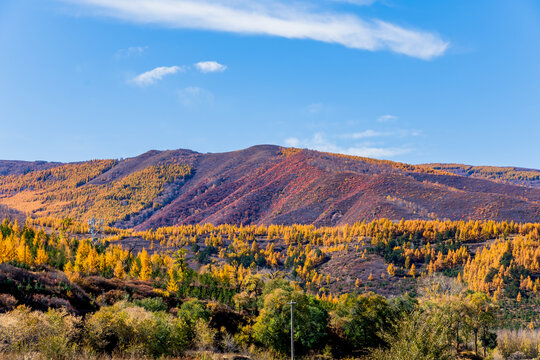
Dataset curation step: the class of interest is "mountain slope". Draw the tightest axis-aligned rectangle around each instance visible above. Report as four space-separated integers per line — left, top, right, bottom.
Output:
423 163 540 188
0 145 539 228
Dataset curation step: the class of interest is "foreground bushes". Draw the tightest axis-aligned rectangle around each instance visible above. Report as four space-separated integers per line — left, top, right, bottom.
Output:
0 300 209 359
368 306 454 360
0 306 80 359
85 301 191 356
3 293 540 360
0 291 399 359
0 295 492 360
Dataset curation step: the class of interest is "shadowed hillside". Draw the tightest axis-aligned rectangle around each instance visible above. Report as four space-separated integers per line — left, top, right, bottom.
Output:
0 145 539 228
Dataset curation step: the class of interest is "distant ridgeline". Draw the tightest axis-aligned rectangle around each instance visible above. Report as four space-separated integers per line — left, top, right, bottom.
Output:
425 163 540 186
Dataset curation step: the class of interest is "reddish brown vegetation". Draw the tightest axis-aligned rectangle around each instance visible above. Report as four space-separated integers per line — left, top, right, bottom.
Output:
1 145 540 229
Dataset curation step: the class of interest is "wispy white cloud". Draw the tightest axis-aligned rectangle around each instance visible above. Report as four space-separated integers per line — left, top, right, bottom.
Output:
348 146 408 158
283 132 410 158
67 0 448 60
131 61 225 87
132 65 184 86
377 114 398 123
347 129 385 139
115 46 147 59
284 137 301 147
177 86 214 106
195 61 227 73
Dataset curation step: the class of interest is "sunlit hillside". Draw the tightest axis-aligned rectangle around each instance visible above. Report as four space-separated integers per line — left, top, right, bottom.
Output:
1 146 540 230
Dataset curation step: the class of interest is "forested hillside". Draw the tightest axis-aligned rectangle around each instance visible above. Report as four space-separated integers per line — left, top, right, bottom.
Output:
425 163 540 188
1 217 540 359
0 159 193 225
1 146 539 229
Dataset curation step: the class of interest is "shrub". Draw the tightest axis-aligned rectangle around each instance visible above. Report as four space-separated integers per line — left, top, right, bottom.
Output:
194 318 217 351
0 294 18 310
84 301 190 357
220 328 238 353
331 292 393 351
368 306 454 360
132 297 167 312
252 288 328 355
0 306 80 359
178 299 210 324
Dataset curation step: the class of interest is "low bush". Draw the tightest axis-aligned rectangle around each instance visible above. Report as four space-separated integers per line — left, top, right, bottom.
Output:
84 301 190 357
132 296 167 312
0 306 80 359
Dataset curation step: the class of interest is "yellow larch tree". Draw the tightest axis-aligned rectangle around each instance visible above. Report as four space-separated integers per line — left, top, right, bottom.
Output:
35 247 49 265
138 248 152 281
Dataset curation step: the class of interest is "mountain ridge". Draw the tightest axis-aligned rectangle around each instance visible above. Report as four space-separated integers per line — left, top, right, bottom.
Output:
0 145 539 228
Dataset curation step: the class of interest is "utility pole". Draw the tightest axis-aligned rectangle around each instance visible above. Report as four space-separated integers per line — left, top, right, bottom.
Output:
289 300 296 360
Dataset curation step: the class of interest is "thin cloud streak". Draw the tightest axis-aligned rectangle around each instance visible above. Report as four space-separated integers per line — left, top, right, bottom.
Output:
68 0 449 59
132 65 184 86
347 129 385 139
284 133 410 158
377 114 398 123
115 46 147 59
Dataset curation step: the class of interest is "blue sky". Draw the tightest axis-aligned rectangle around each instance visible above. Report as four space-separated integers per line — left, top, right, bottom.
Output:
0 0 539 168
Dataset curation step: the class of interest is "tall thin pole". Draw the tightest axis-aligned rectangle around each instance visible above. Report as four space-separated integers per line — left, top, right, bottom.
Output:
289 300 296 360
